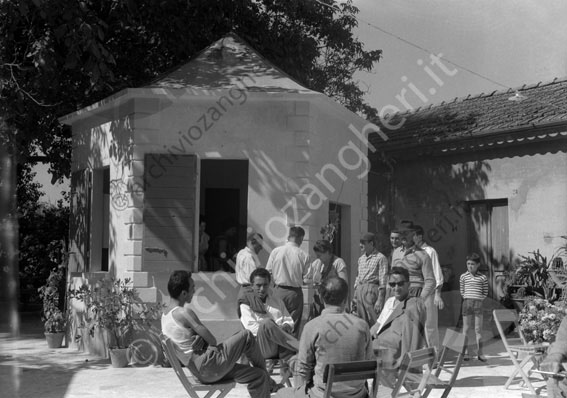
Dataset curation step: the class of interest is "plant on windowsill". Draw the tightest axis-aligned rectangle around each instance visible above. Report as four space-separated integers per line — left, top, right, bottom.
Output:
38 265 67 348
70 278 164 367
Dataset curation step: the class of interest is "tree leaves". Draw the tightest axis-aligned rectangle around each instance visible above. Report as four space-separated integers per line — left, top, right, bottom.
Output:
2 0 381 182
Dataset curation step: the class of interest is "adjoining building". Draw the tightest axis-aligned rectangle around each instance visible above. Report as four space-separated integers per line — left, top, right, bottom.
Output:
368 78 567 325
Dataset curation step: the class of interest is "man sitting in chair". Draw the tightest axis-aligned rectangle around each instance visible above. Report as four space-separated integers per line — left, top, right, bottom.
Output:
161 270 280 397
275 277 374 398
371 266 427 385
239 268 299 370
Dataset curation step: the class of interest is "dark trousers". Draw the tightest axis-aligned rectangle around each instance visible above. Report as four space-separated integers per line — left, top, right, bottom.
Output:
188 329 270 398
257 319 299 360
273 285 303 337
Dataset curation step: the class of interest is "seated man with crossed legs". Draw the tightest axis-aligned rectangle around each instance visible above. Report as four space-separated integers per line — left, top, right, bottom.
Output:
239 268 299 380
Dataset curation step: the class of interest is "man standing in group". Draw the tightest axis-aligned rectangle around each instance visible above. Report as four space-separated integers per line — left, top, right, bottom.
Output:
353 232 389 327
389 229 405 267
239 268 299 383
413 225 445 353
235 232 264 296
275 277 374 398
392 224 436 314
266 226 309 337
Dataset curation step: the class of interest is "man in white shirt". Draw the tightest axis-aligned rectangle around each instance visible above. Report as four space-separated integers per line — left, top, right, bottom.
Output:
412 225 445 352
266 226 310 337
236 232 264 289
239 268 299 363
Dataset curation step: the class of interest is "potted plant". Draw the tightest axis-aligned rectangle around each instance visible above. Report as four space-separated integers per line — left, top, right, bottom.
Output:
70 278 163 367
38 265 67 348
518 296 567 344
503 249 561 310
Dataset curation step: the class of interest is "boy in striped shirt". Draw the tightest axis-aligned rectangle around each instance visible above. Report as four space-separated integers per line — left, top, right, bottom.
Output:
459 253 488 362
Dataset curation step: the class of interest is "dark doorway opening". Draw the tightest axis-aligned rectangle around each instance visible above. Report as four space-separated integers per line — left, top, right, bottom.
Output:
199 160 248 272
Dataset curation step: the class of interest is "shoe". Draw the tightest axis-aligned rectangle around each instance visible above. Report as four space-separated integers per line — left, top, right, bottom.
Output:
477 355 487 362
463 355 471 361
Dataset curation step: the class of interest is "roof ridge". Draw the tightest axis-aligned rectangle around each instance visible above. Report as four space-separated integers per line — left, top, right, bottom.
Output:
380 76 567 118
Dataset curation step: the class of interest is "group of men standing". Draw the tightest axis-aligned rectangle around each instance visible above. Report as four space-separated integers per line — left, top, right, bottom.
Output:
353 224 445 353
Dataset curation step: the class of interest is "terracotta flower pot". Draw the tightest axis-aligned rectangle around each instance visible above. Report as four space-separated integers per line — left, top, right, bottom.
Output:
45 332 65 348
109 347 130 368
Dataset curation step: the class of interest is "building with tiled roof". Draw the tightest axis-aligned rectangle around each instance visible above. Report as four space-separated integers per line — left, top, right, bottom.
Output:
60 33 374 357
369 77 567 156
366 78 567 327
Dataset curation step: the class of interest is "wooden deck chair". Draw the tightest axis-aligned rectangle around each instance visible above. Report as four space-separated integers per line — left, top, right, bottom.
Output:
421 329 467 398
160 334 236 398
493 309 546 395
322 360 380 398
391 347 436 398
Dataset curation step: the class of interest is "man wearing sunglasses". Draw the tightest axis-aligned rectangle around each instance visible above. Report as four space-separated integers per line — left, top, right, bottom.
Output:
370 267 427 372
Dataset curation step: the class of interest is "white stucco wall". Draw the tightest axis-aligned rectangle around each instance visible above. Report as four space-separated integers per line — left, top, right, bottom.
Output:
69 93 371 303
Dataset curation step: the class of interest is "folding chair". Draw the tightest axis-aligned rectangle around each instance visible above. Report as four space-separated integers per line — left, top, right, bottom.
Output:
266 357 293 387
391 347 436 398
322 360 380 398
493 309 547 395
421 329 467 398
160 334 236 398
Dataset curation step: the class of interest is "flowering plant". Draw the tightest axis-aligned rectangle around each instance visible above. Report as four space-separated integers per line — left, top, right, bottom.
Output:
518 297 567 344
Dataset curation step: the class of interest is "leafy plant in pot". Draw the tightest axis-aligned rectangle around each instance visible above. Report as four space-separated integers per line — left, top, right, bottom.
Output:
71 278 163 367
38 265 67 348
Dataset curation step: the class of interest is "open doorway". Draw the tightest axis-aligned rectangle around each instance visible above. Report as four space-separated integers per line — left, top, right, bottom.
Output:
199 159 248 272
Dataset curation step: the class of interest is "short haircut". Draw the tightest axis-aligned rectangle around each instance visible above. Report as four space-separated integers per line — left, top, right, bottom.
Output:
412 225 424 236
467 253 481 263
288 226 305 240
389 266 409 282
168 270 192 299
320 277 348 306
249 267 271 284
313 239 333 254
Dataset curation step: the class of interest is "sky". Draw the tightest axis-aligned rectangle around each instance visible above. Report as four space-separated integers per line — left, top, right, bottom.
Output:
37 0 567 201
353 0 567 114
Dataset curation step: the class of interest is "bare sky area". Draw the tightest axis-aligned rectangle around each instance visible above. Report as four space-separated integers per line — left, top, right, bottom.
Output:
353 0 567 113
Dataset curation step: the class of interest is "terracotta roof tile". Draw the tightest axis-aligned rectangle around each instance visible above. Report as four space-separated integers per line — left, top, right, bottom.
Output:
371 77 567 152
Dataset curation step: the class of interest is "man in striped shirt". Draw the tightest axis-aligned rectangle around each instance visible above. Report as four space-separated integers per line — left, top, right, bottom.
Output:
459 253 489 361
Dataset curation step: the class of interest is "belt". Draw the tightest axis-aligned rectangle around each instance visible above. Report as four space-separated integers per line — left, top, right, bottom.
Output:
275 284 302 290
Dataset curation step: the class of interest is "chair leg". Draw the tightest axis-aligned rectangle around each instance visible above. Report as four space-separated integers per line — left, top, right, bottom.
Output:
280 360 292 387
505 354 538 395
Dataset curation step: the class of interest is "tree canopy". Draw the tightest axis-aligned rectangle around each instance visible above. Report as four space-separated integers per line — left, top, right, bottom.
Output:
1 0 382 180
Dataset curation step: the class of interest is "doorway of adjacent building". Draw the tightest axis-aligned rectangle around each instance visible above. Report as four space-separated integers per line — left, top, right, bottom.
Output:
199 159 248 272
465 199 509 301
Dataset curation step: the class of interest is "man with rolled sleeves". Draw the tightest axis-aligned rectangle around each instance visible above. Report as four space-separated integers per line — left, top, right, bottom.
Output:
353 232 389 327
266 226 310 337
